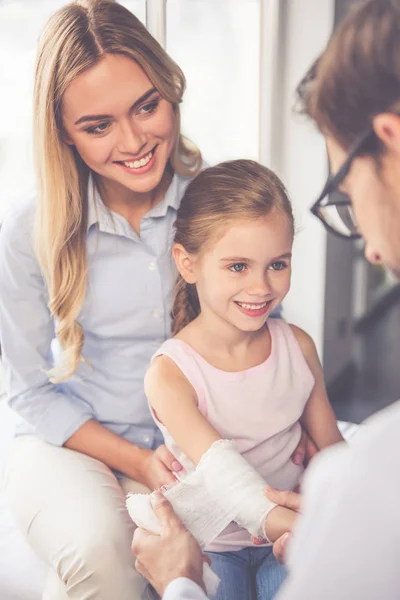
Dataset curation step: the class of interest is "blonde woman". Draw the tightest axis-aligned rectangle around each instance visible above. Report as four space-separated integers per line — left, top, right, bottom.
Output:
0 1 300 599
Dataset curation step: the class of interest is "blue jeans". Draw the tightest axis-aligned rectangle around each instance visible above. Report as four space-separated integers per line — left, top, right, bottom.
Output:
206 547 287 600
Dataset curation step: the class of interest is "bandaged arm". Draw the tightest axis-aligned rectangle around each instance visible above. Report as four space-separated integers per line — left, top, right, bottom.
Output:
145 356 296 542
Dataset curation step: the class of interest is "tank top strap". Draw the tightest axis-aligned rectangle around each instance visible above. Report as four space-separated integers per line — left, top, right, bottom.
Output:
267 318 315 391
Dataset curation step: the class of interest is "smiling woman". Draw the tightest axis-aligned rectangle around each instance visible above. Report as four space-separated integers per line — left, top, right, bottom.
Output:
0 1 206 599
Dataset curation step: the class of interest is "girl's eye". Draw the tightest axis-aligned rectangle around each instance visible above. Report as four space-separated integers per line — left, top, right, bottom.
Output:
229 263 247 273
269 261 287 271
138 99 159 115
85 122 110 135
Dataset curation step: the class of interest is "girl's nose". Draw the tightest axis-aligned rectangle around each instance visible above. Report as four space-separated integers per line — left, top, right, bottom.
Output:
246 276 272 296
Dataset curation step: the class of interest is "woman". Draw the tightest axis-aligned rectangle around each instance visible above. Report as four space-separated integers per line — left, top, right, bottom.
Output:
0 1 293 599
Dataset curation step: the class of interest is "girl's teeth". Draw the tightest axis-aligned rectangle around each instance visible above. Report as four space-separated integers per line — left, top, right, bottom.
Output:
237 302 268 310
123 151 152 169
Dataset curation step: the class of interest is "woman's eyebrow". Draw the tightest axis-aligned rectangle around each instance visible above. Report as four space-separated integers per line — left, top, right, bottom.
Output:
74 87 158 126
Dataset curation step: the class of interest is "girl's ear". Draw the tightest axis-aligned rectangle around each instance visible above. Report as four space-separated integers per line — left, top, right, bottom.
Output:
172 244 197 284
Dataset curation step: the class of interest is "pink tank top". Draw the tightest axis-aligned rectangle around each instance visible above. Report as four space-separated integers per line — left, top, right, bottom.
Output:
151 318 315 552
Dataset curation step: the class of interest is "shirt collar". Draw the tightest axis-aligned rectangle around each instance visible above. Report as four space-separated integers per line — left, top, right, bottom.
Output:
86 166 201 232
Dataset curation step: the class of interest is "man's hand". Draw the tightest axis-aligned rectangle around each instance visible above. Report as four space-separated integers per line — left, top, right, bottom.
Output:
266 487 302 564
291 428 318 467
132 492 206 596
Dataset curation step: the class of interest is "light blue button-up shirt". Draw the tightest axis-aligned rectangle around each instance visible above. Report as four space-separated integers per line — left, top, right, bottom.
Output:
0 172 197 450
0 168 281 452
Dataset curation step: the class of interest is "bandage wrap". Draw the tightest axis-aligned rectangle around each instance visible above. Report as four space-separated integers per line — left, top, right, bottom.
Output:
197 439 277 538
127 440 277 597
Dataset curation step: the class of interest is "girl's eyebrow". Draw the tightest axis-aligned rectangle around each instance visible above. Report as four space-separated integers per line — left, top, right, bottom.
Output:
270 252 292 261
219 256 253 263
74 87 158 126
220 252 292 263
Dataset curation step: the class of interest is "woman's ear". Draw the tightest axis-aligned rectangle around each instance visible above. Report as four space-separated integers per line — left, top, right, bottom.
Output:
61 130 74 146
373 113 400 154
172 244 197 284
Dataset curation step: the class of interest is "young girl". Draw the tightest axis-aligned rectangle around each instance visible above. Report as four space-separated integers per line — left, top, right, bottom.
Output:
144 159 344 600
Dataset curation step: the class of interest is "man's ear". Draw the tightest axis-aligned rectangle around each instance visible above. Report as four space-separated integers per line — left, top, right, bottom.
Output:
373 113 400 154
172 244 197 284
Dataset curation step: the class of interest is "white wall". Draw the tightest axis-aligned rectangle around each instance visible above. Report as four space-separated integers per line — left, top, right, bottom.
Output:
280 0 335 358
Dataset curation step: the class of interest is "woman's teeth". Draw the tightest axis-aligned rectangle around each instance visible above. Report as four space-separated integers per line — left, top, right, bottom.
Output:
236 301 269 310
122 150 153 169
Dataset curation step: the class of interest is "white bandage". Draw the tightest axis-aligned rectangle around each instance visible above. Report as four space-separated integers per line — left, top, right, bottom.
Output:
126 440 277 596
197 439 277 539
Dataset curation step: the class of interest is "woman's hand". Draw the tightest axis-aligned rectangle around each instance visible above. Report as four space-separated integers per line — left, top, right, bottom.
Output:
137 446 182 491
291 428 318 467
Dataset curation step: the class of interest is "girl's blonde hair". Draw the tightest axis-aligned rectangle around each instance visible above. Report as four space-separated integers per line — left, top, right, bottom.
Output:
297 0 400 153
171 160 294 335
34 0 202 382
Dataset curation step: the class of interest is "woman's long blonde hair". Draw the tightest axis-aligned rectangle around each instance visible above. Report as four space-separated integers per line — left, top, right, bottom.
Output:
171 160 294 335
34 0 202 382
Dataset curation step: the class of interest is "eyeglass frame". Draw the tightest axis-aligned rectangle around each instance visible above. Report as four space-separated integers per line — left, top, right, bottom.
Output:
310 127 376 240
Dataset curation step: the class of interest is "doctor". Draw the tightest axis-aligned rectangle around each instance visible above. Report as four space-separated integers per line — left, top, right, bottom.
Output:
132 1 400 598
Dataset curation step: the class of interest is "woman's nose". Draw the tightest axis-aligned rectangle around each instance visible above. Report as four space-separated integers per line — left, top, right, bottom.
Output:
117 120 146 155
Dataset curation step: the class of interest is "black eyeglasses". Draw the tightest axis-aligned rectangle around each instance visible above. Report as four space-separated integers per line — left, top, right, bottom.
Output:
310 127 375 239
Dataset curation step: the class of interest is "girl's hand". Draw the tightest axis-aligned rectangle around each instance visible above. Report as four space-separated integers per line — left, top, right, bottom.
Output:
251 487 302 548
266 487 302 564
137 446 182 491
291 428 318 467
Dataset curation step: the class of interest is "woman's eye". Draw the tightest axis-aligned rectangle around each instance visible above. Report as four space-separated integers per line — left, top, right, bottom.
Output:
229 263 247 273
269 261 287 271
86 122 110 135
139 100 159 115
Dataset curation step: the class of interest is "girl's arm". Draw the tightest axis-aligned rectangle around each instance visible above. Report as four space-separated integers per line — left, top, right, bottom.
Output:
145 356 221 465
145 355 297 542
290 325 345 450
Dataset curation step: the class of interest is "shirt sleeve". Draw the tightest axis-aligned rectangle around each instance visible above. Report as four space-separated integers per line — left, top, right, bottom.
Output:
163 578 209 600
276 421 400 600
0 206 93 445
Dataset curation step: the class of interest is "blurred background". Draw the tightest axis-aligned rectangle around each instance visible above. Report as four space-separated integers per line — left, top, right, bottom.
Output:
0 0 399 427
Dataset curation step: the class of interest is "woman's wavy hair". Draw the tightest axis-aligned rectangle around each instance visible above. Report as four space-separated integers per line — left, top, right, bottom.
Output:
296 0 400 154
34 0 202 382
171 160 294 335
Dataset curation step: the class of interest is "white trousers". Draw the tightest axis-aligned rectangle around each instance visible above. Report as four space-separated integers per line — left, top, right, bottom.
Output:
3 435 152 600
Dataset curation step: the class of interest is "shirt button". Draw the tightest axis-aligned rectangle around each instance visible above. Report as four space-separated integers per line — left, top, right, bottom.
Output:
148 261 157 271
143 434 151 444
152 309 161 319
